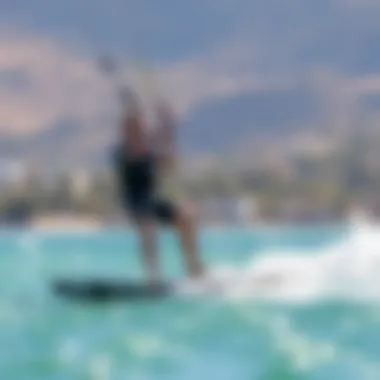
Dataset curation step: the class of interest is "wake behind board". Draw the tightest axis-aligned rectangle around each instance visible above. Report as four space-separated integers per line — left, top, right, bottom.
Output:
51 278 173 302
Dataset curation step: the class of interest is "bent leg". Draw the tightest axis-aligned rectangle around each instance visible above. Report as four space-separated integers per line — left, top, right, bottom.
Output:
135 217 160 284
154 199 204 279
175 207 204 279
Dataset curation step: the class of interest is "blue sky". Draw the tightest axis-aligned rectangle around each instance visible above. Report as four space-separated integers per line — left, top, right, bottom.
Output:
0 0 235 62
0 0 267 138
2 0 380 140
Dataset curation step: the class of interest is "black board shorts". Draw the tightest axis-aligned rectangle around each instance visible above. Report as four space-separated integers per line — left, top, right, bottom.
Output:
122 196 178 224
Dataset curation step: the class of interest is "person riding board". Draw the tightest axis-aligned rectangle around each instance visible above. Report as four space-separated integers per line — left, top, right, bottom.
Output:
113 88 204 285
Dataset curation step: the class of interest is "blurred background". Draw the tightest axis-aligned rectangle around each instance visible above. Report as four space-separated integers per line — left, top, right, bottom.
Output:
2 0 380 227
1 1 380 379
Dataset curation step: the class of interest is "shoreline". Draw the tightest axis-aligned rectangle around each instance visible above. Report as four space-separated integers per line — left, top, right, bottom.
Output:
1 209 378 233
0 222 359 234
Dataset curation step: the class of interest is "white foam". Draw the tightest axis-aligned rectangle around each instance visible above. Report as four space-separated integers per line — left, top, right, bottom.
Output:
176 220 380 303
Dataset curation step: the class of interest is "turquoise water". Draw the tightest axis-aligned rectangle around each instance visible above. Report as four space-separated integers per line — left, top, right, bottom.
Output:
1 226 380 380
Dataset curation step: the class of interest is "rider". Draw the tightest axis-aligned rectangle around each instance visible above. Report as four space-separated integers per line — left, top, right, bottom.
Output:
113 88 204 284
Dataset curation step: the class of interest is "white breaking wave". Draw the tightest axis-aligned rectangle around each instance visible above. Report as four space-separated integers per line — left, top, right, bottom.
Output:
177 220 380 303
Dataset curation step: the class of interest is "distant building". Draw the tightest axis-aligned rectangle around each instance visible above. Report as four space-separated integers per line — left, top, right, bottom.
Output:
236 196 261 225
198 196 262 225
69 170 92 198
0 159 27 188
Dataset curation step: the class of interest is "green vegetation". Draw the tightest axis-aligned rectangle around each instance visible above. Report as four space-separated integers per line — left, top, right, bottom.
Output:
1 138 379 223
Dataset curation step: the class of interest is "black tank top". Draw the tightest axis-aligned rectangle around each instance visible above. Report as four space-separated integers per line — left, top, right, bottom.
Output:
114 147 157 200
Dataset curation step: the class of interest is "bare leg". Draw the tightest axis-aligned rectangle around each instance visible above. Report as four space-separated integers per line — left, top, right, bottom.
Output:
175 208 204 279
136 218 160 284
